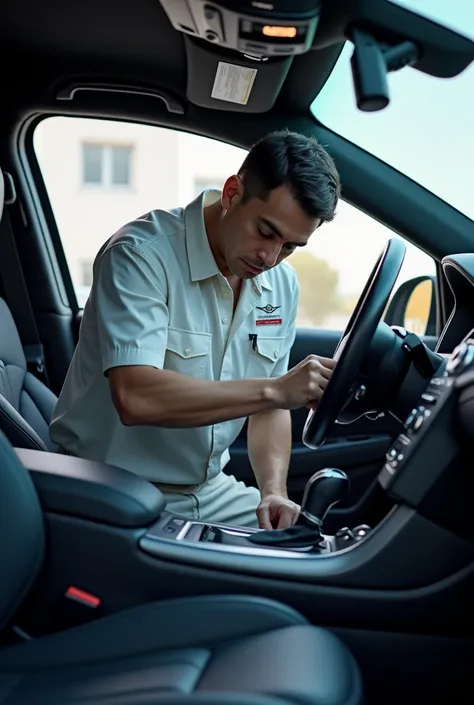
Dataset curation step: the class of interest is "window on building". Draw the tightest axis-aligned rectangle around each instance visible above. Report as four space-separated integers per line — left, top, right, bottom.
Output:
83 145 103 185
111 146 132 185
82 144 133 187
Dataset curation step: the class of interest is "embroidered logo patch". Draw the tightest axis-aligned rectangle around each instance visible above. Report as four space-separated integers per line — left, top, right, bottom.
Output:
256 305 280 314
256 304 282 326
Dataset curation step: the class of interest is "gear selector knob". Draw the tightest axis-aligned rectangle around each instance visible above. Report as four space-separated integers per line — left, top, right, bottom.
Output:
298 468 350 528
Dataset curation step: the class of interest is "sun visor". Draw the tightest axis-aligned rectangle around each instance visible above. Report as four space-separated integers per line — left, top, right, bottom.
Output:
184 35 293 113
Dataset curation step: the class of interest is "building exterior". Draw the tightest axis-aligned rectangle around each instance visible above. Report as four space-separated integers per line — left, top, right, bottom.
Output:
34 117 248 305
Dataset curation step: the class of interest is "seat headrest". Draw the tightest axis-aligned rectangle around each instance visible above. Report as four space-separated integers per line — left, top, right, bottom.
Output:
0 168 4 221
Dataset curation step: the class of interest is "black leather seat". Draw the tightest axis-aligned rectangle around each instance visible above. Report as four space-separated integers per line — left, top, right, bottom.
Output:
0 428 363 704
0 296 58 452
0 168 57 451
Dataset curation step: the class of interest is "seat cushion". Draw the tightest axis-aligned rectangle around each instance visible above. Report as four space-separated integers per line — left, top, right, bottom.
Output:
0 595 362 705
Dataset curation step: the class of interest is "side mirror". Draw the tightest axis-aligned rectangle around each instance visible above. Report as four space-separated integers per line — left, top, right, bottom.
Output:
384 275 437 337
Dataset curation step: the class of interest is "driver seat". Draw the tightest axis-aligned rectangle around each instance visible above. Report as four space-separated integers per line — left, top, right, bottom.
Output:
0 429 363 704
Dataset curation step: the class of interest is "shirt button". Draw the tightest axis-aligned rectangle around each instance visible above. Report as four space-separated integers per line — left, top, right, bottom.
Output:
184 346 191 356
222 317 228 325
222 291 229 299
274 351 279 359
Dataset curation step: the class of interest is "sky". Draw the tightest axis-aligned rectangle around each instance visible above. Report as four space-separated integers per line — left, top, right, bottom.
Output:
304 0 474 295
313 0 474 220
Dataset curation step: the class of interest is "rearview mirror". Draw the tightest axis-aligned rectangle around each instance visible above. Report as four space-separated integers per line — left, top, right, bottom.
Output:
384 275 437 336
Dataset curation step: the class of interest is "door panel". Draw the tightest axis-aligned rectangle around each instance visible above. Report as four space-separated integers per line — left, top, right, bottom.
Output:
228 325 436 526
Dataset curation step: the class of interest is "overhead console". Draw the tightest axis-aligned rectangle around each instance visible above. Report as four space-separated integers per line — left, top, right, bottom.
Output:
158 0 322 59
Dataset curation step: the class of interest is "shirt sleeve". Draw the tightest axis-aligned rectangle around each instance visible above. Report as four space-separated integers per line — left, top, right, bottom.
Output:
271 274 300 378
93 243 169 375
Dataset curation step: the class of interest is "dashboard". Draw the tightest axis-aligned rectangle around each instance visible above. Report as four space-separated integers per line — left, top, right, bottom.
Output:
377 252 474 546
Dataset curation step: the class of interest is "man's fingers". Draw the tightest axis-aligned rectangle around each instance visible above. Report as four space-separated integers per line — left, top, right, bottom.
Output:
305 357 335 381
306 355 336 370
276 506 298 530
316 375 329 390
256 505 272 530
319 365 334 381
318 356 337 369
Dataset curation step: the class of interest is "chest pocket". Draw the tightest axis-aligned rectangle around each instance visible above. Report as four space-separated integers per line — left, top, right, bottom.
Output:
246 335 287 379
164 327 211 379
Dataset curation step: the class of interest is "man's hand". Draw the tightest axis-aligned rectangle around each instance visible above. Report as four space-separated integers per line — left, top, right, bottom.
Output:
257 493 301 530
273 355 336 411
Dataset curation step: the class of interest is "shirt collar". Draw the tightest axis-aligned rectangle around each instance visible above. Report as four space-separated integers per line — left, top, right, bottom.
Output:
184 189 272 292
252 269 272 293
184 190 221 283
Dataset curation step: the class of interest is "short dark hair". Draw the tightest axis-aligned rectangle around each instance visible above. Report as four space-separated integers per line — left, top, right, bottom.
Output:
238 129 340 225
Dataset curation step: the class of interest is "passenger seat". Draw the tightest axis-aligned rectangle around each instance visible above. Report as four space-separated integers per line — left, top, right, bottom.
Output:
0 297 58 451
0 428 363 704
0 166 57 451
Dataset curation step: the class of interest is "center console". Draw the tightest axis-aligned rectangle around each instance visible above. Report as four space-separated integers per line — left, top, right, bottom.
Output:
143 466 371 555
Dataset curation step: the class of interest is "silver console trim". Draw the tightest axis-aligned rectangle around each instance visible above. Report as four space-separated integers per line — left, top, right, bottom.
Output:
144 529 313 559
147 516 344 558
176 522 192 541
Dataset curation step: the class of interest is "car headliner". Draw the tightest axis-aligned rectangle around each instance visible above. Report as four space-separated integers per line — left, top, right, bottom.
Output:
0 0 343 120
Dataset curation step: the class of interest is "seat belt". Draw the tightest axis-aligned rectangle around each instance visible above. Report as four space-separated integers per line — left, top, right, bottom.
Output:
0 172 49 385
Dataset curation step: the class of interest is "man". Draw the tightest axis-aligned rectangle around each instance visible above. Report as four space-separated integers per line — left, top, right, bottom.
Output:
50 129 341 530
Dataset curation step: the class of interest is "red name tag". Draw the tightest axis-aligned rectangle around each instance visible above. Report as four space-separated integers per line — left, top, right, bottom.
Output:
256 318 282 326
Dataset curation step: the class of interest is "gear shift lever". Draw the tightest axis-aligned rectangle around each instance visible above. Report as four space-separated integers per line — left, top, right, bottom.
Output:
248 468 350 549
298 468 350 529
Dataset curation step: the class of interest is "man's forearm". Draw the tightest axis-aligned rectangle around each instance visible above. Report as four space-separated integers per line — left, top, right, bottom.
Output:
247 408 292 497
109 366 281 428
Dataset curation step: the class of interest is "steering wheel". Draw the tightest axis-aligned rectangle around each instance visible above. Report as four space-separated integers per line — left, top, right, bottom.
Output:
303 238 406 450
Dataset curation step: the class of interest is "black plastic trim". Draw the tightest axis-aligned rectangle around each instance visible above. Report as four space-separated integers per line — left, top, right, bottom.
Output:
15 448 166 527
139 505 474 589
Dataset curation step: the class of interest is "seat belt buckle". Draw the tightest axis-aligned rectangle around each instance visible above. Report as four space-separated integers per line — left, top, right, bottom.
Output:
23 343 49 383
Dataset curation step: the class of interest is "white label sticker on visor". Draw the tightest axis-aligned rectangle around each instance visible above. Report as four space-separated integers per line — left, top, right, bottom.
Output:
211 62 258 105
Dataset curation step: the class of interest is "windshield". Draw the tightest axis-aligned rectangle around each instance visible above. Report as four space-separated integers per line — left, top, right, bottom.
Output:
311 0 474 220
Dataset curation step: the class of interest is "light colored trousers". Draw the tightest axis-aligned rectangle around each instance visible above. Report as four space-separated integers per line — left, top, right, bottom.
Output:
153 472 261 528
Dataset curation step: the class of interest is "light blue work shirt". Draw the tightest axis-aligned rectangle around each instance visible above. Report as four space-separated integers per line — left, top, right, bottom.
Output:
50 190 299 484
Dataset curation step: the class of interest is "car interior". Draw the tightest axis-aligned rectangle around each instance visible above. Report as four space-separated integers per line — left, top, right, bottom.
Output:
0 0 473 703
